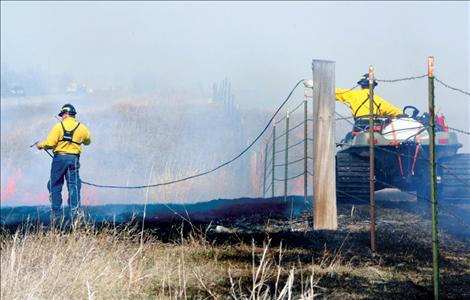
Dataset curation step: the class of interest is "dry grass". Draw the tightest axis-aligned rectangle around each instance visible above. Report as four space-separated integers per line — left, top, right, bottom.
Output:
0 220 390 300
2 224 429 300
2 201 469 299
0 200 470 300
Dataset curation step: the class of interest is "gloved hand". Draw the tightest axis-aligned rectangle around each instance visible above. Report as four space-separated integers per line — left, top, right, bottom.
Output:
30 141 42 149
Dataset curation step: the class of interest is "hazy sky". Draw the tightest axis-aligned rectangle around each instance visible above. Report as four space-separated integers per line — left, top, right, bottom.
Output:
1 1 469 205
1 1 469 114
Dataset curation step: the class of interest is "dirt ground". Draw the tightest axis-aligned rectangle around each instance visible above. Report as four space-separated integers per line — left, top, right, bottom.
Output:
200 194 470 299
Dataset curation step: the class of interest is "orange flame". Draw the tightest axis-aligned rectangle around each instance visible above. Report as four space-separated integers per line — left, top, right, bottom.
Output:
82 186 98 206
291 177 304 195
0 169 22 202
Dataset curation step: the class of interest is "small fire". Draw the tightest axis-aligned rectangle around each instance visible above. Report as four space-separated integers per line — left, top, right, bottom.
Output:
81 186 98 206
292 177 304 195
0 169 22 202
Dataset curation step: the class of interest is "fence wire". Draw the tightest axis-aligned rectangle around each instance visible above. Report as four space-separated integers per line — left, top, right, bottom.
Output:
447 126 470 135
274 171 305 182
274 157 305 168
289 100 305 114
77 72 470 195
376 74 427 82
435 77 470 96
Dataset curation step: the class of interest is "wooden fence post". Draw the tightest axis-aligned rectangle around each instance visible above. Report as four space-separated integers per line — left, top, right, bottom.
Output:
312 59 338 230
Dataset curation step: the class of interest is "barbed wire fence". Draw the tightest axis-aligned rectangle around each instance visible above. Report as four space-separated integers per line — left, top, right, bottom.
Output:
71 70 468 225
262 89 313 205
34 69 468 231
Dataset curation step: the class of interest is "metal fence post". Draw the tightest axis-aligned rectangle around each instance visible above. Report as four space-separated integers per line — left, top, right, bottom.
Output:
428 56 440 300
272 121 276 198
303 89 308 204
263 142 268 198
284 110 290 202
368 65 377 252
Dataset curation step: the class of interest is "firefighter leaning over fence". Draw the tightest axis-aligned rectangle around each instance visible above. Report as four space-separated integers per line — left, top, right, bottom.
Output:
36 104 91 220
336 74 404 131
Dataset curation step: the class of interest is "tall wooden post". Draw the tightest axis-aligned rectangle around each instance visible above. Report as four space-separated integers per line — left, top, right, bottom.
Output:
368 65 377 252
312 60 337 230
428 56 440 300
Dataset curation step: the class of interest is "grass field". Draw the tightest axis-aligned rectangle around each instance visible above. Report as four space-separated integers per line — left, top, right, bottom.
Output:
2 198 469 300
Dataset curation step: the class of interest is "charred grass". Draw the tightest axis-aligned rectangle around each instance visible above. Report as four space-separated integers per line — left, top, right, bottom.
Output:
1 202 469 299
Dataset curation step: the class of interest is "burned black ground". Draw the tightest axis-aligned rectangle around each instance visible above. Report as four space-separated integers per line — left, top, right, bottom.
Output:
1 192 469 299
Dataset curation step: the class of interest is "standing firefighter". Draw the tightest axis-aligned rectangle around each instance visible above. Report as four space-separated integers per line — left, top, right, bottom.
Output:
36 104 91 220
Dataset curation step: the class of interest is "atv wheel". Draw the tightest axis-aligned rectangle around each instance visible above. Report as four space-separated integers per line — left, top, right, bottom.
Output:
438 153 470 203
336 152 370 203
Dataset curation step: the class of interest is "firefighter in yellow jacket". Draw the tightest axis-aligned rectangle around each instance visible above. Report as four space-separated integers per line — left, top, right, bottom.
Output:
36 104 91 217
336 74 403 128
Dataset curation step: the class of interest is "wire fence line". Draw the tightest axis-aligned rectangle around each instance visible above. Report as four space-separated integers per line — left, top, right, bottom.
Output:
274 171 305 182
274 138 308 155
34 69 470 259
435 77 470 97
48 71 468 198
288 119 306 133
447 126 470 135
275 120 306 140
336 84 359 94
376 74 427 83
335 112 355 126
82 79 307 189
274 115 287 124
290 99 306 114
274 157 305 168
262 87 311 199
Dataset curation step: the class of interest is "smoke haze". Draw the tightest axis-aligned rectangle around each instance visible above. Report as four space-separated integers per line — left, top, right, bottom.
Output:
1 1 469 206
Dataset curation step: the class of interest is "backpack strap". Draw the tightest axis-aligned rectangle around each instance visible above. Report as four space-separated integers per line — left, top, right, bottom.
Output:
353 96 370 117
354 94 382 118
60 122 81 145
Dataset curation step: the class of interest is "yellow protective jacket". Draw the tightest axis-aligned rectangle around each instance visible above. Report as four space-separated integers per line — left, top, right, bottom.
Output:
335 89 403 118
38 117 91 154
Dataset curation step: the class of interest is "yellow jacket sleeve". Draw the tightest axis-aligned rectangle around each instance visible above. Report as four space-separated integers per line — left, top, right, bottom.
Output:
373 94 403 117
37 124 61 150
81 125 92 146
335 88 403 117
335 89 356 106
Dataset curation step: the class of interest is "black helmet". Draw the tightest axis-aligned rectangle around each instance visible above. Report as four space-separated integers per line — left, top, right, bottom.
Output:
357 73 378 88
58 104 77 116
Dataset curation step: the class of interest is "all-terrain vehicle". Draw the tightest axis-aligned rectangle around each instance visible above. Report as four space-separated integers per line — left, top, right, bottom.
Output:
336 105 470 202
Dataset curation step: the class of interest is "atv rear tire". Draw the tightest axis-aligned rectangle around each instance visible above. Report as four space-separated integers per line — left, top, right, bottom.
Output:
438 153 470 203
336 152 370 203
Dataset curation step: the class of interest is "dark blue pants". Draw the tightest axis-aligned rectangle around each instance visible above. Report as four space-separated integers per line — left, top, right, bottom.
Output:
47 154 81 215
